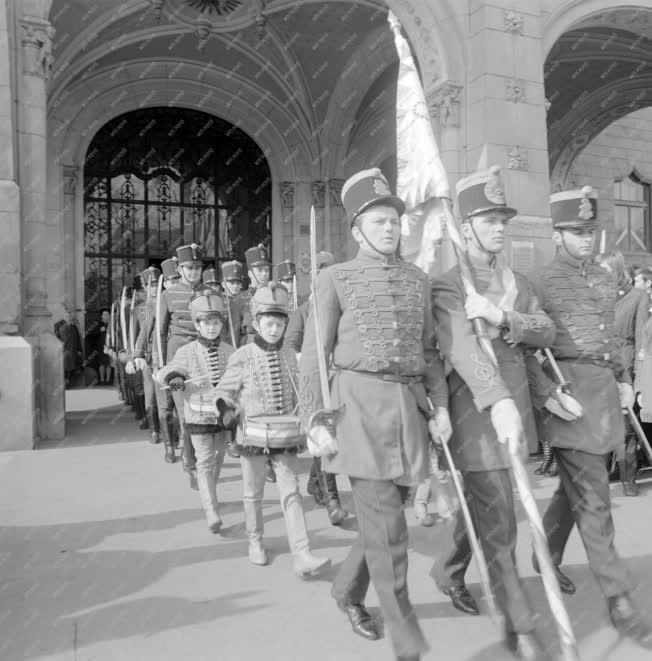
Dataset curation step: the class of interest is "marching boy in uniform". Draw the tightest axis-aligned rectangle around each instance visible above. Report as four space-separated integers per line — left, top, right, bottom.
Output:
129 266 162 444
528 186 652 647
431 166 557 659
155 290 235 533
159 244 205 487
214 283 331 579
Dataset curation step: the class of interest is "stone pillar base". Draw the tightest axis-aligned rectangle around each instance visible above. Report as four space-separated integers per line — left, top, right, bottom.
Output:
0 337 35 449
25 332 65 445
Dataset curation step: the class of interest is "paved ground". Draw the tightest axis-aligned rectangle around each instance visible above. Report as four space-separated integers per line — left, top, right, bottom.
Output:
3 388 652 661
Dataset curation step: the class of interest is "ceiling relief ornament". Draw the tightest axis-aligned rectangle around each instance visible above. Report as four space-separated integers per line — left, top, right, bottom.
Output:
160 0 255 32
186 0 243 15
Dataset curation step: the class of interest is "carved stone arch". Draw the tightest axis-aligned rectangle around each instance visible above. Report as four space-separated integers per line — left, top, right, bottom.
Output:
48 62 314 180
542 0 652 56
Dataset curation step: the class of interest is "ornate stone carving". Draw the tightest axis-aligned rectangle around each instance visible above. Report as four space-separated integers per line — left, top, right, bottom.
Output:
147 0 165 22
186 0 243 15
507 146 528 171
504 10 524 35
280 182 295 207
328 179 344 207
21 20 55 79
312 180 326 208
428 83 463 128
298 249 311 275
506 78 526 104
63 166 79 196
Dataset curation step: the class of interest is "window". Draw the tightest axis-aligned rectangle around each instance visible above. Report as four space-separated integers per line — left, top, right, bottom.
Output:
614 173 651 252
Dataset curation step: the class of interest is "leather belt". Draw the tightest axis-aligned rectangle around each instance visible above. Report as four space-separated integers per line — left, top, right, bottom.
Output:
334 367 423 385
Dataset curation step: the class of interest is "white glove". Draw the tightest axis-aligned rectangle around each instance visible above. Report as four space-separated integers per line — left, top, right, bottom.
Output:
619 382 635 410
307 425 338 458
125 361 136 375
428 407 452 445
134 357 147 371
490 398 523 456
637 392 643 407
544 392 583 421
638 349 645 361
465 291 505 327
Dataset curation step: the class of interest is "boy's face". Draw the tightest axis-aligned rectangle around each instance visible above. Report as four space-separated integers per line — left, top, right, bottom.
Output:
63 311 72 324
463 212 508 254
196 316 223 340
101 311 110 323
223 279 243 296
249 266 270 287
554 228 595 259
254 314 287 344
280 277 293 293
178 263 203 285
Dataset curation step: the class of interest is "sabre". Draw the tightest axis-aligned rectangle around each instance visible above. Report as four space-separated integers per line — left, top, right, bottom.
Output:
224 290 237 347
155 274 165 368
426 399 498 621
544 347 570 392
292 273 298 310
129 286 137 356
162 374 207 391
145 273 152 327
120 286 129 353
109 301 115 349
310 205 332 409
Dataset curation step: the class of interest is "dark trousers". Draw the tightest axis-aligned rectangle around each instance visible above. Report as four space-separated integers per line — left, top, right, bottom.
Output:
331 478 427 658
433 469 534 634
543 447 631 598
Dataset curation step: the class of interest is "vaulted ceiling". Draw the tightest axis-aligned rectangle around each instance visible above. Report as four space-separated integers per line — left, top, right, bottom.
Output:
48 0 397 175
545 7 652 183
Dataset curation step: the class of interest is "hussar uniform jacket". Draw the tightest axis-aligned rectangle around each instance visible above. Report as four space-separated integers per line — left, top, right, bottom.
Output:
432 263 556 471
155 337 234 433
299 249 448 485
527 253 628 454
158 280 203 361
214 336 303 456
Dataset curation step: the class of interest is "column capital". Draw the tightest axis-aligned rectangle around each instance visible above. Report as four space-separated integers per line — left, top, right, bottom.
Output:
427 82 463 128
20 18 55 79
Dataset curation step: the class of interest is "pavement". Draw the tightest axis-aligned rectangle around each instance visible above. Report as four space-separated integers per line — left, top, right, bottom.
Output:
2 388 652 661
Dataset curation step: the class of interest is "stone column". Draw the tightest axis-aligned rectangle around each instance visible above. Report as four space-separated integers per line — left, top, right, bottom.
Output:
466 2 553 269
62 165 79 312
20 16 65 444
0 0 37 451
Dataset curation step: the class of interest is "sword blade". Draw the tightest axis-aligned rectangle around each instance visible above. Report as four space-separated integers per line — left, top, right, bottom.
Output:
155 275 165 367
310 205 332 408
120 287 128 352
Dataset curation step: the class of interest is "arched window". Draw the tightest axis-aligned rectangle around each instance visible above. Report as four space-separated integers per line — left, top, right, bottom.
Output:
614 173 651 252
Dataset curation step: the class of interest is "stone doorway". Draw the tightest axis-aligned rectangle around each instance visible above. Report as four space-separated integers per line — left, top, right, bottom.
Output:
82 107 272 320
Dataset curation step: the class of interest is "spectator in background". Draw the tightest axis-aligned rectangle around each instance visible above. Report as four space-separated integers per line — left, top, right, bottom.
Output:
598 250 650 496
54 309 82 388
633 266 652 297
86 308 112 385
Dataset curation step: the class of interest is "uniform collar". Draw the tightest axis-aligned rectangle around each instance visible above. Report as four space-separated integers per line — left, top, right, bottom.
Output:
555 250 590 271
197 336 221 348
253 332 284 351
356 247 400 265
